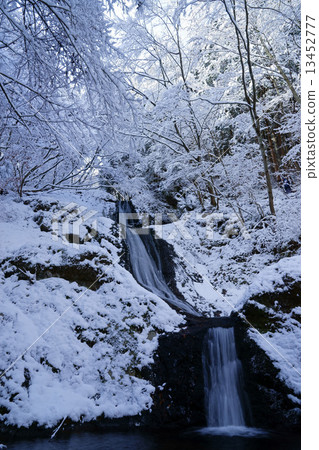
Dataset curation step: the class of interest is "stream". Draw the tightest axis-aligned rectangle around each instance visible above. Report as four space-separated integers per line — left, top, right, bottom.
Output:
5 428 300 450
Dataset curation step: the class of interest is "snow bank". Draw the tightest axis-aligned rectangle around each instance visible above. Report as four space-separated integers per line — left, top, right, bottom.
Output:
238 256 301 395
0 192 183 428
157 193 301 396
237 254 301 308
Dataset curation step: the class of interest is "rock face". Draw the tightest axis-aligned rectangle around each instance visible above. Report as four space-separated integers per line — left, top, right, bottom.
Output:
233 282 301 431
153 235 185 301
117 200 301 432
233 317 301 431
142 312 300 431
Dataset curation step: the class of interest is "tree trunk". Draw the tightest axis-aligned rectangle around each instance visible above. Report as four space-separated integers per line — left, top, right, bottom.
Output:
225 0 276 215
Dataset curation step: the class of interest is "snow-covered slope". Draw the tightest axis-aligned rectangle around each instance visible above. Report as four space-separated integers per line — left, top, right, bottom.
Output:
0 191 183 428
155 188 301 397
0 185 301 429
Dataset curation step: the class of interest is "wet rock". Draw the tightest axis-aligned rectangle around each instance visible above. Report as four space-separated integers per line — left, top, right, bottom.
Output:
2 255 111 290
233 310 301 431
141 317 236 429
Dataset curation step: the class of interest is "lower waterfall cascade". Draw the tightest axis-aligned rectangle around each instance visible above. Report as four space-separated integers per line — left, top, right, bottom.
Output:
202 327 247 427
200 327 267 436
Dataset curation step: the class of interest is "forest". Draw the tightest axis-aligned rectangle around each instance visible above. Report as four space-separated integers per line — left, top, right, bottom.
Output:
0 0 301 448
0 0 300 213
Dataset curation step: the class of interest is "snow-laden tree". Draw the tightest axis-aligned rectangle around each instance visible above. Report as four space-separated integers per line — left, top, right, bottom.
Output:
181 0 300 208
115 0 300 219
0 0 300 216
0 0 127 195
114 1 225 210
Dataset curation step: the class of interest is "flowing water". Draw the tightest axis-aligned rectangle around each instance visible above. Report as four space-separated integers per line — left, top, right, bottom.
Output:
118 201 200 316
3 206 300 449
201 327 267 437
202 327 247 428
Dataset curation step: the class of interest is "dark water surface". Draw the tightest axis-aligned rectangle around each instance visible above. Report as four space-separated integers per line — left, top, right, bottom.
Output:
5 428 301 450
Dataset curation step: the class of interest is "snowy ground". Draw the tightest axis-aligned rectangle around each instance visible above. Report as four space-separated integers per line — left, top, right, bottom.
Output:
155 187 300 313
0 185 301 429
0 191 183 428
154 186 301 397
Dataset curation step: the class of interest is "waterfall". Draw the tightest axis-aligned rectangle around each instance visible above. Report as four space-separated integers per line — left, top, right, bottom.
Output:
202 327 247 428
119 201 200 316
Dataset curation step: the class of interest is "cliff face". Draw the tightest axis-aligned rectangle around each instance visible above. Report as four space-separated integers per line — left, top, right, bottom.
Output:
140 313 300 431
234 282 301 430
139 215 300 432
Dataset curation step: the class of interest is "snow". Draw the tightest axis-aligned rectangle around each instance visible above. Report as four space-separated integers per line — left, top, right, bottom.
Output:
249 323 301 395
0 191 183 428
157 187 300 315
236 254 301 308
0 183 301 428
238 258 301 395
155 187 301 395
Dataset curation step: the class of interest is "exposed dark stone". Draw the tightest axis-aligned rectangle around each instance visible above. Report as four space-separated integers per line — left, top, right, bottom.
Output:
152 236 185 301
24 199 58 212
273 239 301 257
247 281 301 315
163 192 178 209
231 282 301 431
0 313 300 440
21 368 31 390
33 212 52 232
232 312 301 431
240 303 282 333
39 358 60 374
2 256 111 290
140 316 234 429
